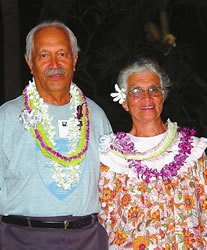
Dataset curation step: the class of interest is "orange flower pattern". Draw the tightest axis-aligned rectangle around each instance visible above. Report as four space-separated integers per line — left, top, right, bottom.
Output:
99 153 207 249
133 236 149 249
183 194 194 210
101 187 114 203
114 229 128 246
120 194 131 207
101 162 109 172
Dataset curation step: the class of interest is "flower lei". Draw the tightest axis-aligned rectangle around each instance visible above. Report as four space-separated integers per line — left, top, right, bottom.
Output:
19 78 90 190
110 119 177 160
127 126 195 183
100 120 196 183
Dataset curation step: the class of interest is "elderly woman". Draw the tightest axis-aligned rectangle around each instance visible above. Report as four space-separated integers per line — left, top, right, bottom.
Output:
98 58 207 249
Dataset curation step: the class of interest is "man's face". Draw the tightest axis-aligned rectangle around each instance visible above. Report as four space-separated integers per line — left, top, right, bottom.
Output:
25 26 77 99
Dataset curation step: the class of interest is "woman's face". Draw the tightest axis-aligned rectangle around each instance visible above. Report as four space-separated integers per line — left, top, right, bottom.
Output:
122 70 164 125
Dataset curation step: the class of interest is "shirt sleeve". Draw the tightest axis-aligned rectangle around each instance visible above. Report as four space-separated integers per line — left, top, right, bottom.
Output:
102 111 113 136
0 106 5 190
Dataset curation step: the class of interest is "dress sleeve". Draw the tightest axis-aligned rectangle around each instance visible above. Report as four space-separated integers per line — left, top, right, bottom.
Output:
197 153 207 248
98 162 118 234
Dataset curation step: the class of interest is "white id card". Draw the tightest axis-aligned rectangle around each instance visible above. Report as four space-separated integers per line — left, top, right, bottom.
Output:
58 120 70 138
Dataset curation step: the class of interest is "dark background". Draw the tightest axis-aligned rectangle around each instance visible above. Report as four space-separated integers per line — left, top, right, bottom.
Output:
1 0 207 136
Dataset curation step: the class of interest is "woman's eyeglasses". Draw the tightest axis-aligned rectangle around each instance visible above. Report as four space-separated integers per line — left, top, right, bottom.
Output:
127 87 164 98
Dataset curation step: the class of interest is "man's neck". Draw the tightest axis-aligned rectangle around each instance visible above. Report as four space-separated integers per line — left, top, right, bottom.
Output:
40 92 71 106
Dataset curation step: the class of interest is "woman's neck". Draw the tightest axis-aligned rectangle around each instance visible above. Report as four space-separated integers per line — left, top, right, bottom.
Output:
129 119 167 137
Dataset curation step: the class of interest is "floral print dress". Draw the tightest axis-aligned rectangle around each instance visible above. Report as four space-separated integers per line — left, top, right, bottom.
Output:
99 132 207 250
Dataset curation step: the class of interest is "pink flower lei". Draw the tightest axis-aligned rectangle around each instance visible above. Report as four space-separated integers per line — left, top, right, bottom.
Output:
111 126 196 183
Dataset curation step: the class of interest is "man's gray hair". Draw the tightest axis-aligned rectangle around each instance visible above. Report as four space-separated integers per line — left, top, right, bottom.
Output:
25 20 80 63
117 58 171 99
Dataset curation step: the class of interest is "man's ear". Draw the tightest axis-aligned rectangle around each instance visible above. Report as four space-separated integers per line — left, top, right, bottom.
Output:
121 102 129 112
25 54 33 74
72 55 78 72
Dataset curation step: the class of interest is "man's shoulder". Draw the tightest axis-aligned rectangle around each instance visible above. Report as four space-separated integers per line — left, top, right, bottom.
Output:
86 97 111 126
86 97 105 113
0 96 23 113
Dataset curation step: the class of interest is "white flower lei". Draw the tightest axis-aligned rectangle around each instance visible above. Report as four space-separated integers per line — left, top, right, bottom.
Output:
19 78 86 190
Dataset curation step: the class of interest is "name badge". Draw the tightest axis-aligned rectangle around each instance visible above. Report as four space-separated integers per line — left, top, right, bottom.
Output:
58 120 70 138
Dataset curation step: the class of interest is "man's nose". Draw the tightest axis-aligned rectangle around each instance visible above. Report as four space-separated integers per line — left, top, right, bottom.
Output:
50 56 59 68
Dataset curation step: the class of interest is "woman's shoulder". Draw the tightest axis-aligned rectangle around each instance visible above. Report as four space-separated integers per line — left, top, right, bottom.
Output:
190 135 207 160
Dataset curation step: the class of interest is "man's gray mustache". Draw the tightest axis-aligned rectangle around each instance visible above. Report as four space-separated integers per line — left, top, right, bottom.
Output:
44 68 66 76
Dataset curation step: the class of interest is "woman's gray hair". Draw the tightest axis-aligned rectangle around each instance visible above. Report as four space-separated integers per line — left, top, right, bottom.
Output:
117 58 171 99
25 20 80 63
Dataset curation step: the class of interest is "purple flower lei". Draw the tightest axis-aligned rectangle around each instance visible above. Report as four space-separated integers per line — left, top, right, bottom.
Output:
111 127 196 183
23 83 90 165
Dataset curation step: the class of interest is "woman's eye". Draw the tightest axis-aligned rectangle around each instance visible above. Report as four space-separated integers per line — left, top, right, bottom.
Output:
132 88 141 94
149 87 158 93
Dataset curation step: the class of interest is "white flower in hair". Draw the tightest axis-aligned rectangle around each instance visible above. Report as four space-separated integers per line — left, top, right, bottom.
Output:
110 84 126 104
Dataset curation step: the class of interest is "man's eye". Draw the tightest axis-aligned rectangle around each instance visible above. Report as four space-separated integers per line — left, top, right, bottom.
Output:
40 54 48 58
59 52 65 56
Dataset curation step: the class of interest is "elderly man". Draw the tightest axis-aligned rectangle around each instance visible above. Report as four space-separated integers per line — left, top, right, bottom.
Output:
0 21 111 249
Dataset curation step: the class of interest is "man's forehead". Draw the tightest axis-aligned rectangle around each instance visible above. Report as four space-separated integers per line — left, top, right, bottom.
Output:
32 26 71 50
34 26 68 39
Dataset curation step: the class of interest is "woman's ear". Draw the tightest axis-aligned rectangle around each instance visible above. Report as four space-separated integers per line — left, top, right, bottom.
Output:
121 102 129 112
